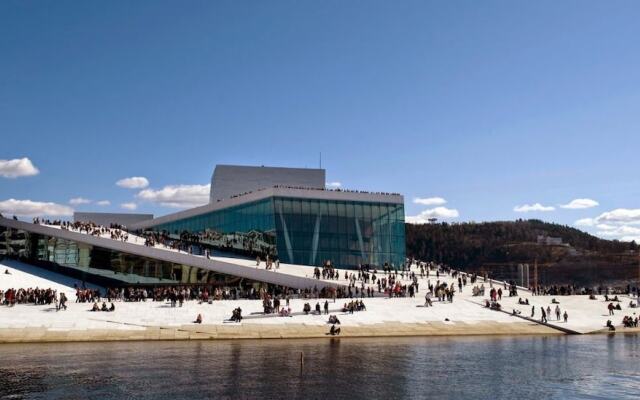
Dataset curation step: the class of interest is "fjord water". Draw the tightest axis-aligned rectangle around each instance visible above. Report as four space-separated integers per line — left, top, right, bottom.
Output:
1 335 638 399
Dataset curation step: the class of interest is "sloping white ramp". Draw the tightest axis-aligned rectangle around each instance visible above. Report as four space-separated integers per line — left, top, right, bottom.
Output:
0 259 101 297
0 218 340 291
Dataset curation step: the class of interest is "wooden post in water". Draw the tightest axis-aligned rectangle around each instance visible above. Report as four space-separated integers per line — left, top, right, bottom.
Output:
300 351 304 371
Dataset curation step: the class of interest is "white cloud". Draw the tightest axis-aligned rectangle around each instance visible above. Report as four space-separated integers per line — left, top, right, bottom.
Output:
0 199 73 217
574 208 640 242
121 202 137 210
596 224 640 238
69 197 91 205
96 200 111 206
593 208 640 225
116 176 149 189
574 218 595 227
406 207 460 223
513 203 555 213
595 223 617 231
326 182 342 188
405 215 428 224
0 157 39 178
137 184 210 208
560 198 599 209
413 197 447 206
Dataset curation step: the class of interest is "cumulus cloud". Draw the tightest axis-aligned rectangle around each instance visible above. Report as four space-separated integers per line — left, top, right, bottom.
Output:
596 224 640 240
413 197 447 206
405 215 429 224
560 198 599 209
116 176 149 189
593 208 640 225
574 218 595 227
513 203 555 213
0 199 73 217
121 202 137 210
326 182 342 189
69 197 91 205
0 157 39 178
575 208 640 242
137 184 210 208
96 200 111 206
406 207 460 223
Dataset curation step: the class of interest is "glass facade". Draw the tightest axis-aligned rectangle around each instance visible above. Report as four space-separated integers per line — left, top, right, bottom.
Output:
0 226 265 288
148 196 405 268
151 198 278 258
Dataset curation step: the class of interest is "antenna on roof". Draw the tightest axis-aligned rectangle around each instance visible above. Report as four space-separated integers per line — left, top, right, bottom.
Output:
319 152 322 169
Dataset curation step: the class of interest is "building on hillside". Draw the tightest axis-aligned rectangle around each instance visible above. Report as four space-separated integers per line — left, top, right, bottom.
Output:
537 235 564 246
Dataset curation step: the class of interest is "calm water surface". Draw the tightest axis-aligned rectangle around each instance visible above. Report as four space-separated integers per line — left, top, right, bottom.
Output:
1 334 639 399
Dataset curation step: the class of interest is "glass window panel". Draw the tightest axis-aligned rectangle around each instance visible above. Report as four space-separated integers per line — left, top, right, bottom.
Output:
355 204 364 218
319 201 329 216
301 200 310 215
328 216 338 233
309 200 319 216
292 199 301 215
328 201 337 217
363 204 371 220
346 203 355 218
371 205 381 220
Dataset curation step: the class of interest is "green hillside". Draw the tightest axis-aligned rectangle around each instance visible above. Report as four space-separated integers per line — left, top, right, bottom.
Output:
405 219 638 268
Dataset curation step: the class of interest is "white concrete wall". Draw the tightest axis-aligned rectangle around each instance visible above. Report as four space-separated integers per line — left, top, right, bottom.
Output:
210 164 326 202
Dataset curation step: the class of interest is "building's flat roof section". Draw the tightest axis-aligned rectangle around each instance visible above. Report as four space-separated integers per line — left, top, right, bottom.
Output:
131 186 404 230
210 164 326 202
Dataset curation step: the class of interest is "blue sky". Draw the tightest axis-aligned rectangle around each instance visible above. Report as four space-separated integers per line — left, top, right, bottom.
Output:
1 1 639 241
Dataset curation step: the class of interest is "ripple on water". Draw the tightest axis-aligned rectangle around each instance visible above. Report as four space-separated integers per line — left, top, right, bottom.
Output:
0 334 638 400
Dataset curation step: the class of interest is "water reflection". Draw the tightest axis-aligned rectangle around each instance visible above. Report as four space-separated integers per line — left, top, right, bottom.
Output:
0 335 638 399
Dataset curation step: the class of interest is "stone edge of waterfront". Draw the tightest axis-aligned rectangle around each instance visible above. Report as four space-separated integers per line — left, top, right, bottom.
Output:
0 321 569 343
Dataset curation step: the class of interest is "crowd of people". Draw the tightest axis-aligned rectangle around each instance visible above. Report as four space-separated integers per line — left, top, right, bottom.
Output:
103 285 259 304
33 219 131 242
530 285 584 296
341 300 366 313
1 286 70 311
622 315 639 328
90 301 115 312
4 247 640 334
96 283 372 308
1 287 58 306
529 285 639 297
271 184 401 197
76 288 101 303
205 184 400 208
138 228 276 262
